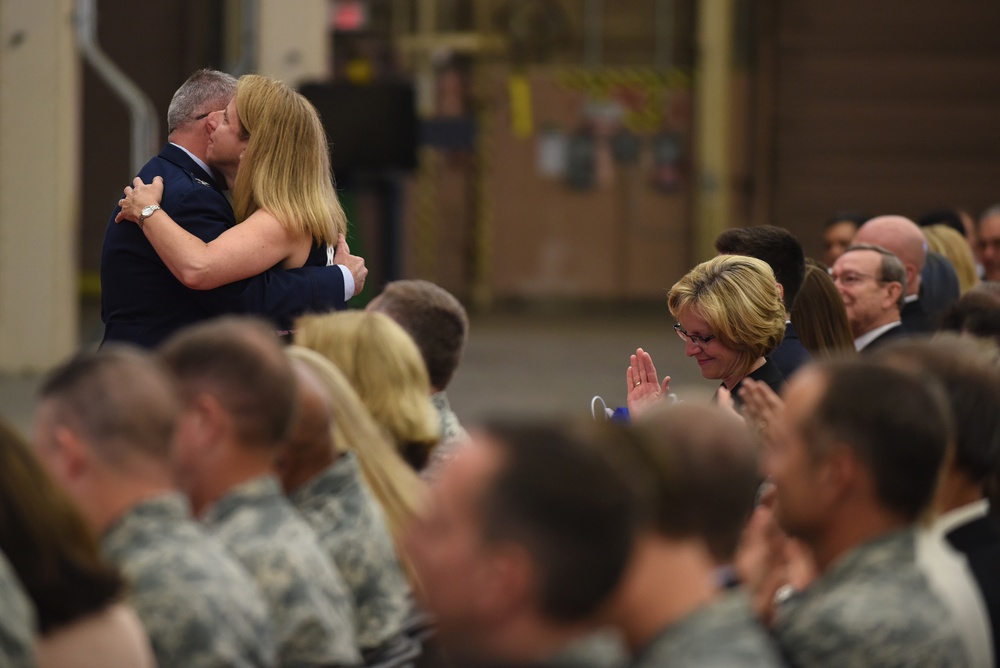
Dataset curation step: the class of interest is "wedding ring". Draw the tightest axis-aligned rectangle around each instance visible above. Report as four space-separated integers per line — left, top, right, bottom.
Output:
634 381 641 387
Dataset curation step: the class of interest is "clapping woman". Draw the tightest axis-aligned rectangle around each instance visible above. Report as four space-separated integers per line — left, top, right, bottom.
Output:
628 255 787 416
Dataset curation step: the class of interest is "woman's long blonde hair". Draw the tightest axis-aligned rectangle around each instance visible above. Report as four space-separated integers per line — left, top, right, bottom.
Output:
923 224 979 294
284 346 425 541
294 311 442 469
232 74 346 245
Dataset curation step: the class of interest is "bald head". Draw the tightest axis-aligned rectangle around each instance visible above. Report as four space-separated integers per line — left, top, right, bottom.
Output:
275 361 338 494
854 216 926 296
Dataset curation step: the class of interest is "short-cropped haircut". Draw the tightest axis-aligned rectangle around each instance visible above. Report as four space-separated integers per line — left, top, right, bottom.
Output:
881 336 1000 485
38 346 178 468
625 403 761 562
369 280 469 390
158 316 297 448
804 360 951 521
714 225 806 309
478 420 639 622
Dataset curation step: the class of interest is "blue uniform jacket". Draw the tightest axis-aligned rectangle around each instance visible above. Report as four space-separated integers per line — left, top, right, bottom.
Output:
100 144 347 347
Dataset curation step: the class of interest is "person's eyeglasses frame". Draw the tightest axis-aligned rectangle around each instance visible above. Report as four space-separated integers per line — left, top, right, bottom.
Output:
829 271 886 288
673 323 716 348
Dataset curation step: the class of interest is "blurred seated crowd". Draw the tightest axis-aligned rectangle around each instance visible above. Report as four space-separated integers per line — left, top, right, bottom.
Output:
4 206 1000 668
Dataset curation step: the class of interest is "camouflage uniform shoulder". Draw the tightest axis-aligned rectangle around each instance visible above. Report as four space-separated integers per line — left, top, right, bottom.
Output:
205 475 361 667
431 391 468 446
631 592 783 668
291 455 412 650
102 494 275 668
0 551 36 668
776 530 969 668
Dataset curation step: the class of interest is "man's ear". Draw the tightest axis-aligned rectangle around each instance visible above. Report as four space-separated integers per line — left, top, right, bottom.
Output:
184 391 230 451
480 543 536 622
904 263 919 293
51 425 91 484
822 443 862 501
884 281 904 309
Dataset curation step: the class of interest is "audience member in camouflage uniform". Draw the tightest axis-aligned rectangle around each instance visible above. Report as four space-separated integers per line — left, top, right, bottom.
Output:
0 550 36 668
161 317 361 667
761 361 968 667
367 280 470 460
33 347 276 668
102 494 275 667
405 421 636 667
603 404 783 667
278 354 416 662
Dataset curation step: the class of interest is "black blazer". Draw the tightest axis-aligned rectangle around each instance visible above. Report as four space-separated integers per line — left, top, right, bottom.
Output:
859 323 908 354
770 322 812 380
947 515 1000 665
725 357 787 409
901 299 934 335
101 145 348 348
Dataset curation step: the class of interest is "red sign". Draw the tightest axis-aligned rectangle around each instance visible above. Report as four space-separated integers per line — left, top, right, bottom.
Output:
332 1 367 32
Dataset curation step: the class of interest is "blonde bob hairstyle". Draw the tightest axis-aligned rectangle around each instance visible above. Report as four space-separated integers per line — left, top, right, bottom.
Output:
923 224 979 295
294 311 441 470
667 255 786 376
284 346 425 542
232 74 346 245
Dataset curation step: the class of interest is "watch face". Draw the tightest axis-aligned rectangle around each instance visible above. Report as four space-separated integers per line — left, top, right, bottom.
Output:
142 205 156 216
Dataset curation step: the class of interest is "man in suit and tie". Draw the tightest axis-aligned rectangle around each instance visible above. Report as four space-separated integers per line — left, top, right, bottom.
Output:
100 69 366 348
830 244 907 353
853 215 945 334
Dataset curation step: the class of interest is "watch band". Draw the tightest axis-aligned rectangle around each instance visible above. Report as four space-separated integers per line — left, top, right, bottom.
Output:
138 205 162 226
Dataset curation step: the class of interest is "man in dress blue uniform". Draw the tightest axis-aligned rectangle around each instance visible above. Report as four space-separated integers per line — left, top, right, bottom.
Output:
101 69 366 348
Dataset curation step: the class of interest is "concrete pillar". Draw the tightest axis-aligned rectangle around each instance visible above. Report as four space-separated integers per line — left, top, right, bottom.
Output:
257 0 330 86
692 0 735 262
0 0 79 371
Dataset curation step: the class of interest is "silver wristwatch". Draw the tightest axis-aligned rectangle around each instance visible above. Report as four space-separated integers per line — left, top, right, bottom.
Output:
138 204 162 225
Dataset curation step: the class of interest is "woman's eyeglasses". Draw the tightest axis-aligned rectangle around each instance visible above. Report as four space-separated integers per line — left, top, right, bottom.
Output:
674 323 716 348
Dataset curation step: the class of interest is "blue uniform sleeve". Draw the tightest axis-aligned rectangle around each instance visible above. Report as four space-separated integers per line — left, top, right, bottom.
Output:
171 183 348 325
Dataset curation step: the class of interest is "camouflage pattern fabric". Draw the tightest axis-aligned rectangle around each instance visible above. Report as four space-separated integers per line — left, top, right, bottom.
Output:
775 529 969 668
289 454 412 650
203 475 361 667
0 550 36 667
101 493 275 668
629 592 782 668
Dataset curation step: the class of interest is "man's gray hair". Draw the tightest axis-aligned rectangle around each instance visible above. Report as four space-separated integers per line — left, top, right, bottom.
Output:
166 69 237 136
978 203 1000 225
843 243 907 310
